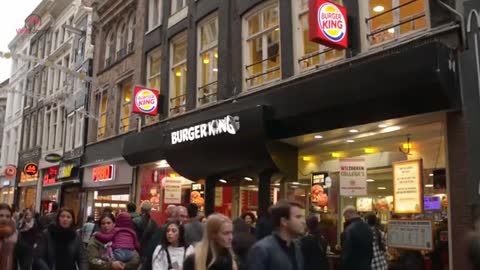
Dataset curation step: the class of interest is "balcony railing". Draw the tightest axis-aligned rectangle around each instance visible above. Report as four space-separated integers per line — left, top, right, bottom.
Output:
119 116 130 133
245 54 281 87
198 81 218 106
97 126 106 139
170 94 187 115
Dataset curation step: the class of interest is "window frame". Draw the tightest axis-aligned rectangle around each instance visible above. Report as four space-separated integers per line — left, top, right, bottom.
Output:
74 108 84 148
119 81 133 134
169 32 188 116
95 90 108 139
171 0 187 15
105 30 115 67
116 22 127 58
145 48 162 125
127 13 136 53
148 0 162 31
242 1 282 90
65 112 75 151
197 14 219 107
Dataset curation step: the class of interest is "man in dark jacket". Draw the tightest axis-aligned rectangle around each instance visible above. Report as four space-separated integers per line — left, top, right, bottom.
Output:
132 201 157 256
340 206 373 270
184 203 204 245
247 200 305 270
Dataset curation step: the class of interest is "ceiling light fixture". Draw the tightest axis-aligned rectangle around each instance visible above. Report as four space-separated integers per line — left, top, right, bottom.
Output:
366 179 375 182
349 129 359 133
378 187 387 190
244 177 253 181
219 179 227 183
156 160 170 168
373 5 385 12
302 156 312 161
332 152 341 158
292 182 300 185
212 68 219 72
378 124 389 128
381 126 401 133
347 139 355 143
429 173 434 177
425 184 434 188
403 143 412 149
364 148 375 154
387 28 395 34
314 135 323 139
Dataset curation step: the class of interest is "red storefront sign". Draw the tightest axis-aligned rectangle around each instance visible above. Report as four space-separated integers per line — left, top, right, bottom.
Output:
4 165 17 178
132 86 159 116
309 0 348 49
23 162 39 176
43 167 59 185
92 164 115 182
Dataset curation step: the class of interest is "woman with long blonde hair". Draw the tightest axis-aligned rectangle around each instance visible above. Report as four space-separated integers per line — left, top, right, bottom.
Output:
183 213 236 270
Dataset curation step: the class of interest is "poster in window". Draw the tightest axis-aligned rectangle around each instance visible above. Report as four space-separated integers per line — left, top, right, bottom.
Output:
393 160 423 214
339 158 367 196
311 172 329 212
164 178 182 204
190 183 205 207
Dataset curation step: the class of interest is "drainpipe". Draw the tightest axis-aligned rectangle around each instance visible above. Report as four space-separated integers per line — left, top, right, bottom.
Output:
436 0 467 50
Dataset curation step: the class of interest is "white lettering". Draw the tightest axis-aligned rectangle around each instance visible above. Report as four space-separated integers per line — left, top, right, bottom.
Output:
200 124 207 138
194 125 200 139
208 120 216 136
170 115 240 145
188 127 195 141
182 129 188 143
172 131 178 145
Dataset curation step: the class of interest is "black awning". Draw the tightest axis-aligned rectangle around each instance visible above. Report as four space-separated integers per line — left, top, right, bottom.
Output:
122 126 169 166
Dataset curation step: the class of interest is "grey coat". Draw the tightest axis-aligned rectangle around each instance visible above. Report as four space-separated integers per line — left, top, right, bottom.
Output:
247 234 304 270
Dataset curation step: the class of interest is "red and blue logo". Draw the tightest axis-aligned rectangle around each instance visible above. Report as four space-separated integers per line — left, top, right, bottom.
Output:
317 3 346 43
132 86 159 116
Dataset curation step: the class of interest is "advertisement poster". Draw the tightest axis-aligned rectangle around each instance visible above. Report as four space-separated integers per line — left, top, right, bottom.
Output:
356 197 373 212
311 172 329 211
339 158 367 196
164 178 182 204
387 220 433 251
393 160 423 214
215 187 223 207
190 183 205 207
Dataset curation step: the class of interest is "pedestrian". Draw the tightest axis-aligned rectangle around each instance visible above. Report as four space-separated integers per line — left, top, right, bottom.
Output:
0 203 32 270
340 206 373 270
247 200 305 270
232 218 256 270
95 212 140 263
18 208 41 253
152 221 194 269
183 213 236 270
366 214 388 270
33 207 88 270
300 214 329 270
184 203 204 245
81 215 96 247
38 202 58 230
92 206 115 234
87 213 141 270
127 202 140 220
241 212 256 235
165 205 176 223
133 201 158 256
255 210 273 241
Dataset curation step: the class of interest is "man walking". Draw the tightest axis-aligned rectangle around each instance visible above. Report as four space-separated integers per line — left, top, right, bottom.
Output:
133 201 157 256
184 203 204 245
340 206 373 270
247 200 305 270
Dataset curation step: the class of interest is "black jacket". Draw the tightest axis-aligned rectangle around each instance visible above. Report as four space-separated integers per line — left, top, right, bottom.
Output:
300 233 329 270
14 235 33 270
141 224 167 270
340 217 373 270
133 212 158 256
183 248 234 270
247 233 304 270
33 224 88 270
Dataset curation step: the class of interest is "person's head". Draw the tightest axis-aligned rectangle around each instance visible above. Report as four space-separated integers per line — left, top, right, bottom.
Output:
233 218 251 234
140 201 152 214
271 200 305 237
306 214 320 234
127 202 137 213
187 203 199 219
115 212 133 229
366 213 378 227
163 221 186 247
241 212 256 226
102 206 113 215
0 203 12 225
56 208 75 229
87 215 95 223
99 213 116 233
173 206 189 224
165 204 176 218
342 205 359 222
195 214 235 270
51 202 59 212
23 208 33 223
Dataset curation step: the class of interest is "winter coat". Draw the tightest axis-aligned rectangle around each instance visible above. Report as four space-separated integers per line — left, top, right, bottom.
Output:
95 227 139 250
300 232 329 270
141 225 167 270
133 213 158 256
33 224 88 270
184 220 204 245
87 237 141 270
19 219 41 249
247 233 304 270
232 231 255 270
340 217 373 270
183 248 235 270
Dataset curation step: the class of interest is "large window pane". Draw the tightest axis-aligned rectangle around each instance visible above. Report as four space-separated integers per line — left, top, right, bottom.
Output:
198 16 219 106
120 82 132 133
170 34 187 115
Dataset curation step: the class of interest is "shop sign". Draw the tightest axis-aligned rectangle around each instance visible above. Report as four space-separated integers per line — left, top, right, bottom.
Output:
23 162 39 176
393 160 423 214
311 172 329 209
190 183 205 207
171 115 240 145
58 163 75 179
339 158 367 196
92 164 115 182
132 86 159 116
309 0 348 49
4 165 17 178
45 153 63 163
164 178 182 204
43 167 59 186
423 196 441 211
387 220 433 251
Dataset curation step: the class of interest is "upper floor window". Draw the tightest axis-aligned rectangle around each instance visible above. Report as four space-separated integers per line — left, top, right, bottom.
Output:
105 30 115 67
294 0 345 72
171 0 187 15
366 0 427 46
119 80 133 134
127 14 136 53
244 2 281 89
170 33 187 116
116 23 127 59
75 109 84 148
65 112 74 151
145 48 161 125
95 90 108 139
197 15 218 107
148 0 162 31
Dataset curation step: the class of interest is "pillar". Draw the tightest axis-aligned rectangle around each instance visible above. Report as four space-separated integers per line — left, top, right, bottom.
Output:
205 176 216 216
258 170 275 218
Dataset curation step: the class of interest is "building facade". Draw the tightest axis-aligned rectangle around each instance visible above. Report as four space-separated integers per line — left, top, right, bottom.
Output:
0 79 11 203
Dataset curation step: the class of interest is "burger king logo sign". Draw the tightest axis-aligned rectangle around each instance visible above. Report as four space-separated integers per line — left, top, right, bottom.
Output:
132 86 159 116
309 0 348 49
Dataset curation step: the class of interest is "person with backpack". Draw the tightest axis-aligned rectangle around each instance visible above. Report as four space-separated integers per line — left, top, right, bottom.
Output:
300 214 329 270
151 221 194 269
81 215 96 247
133 201 158 257
366 214 388 270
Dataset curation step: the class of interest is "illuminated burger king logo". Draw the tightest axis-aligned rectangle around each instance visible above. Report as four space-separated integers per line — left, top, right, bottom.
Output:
133 86 159 116
309 0 348 49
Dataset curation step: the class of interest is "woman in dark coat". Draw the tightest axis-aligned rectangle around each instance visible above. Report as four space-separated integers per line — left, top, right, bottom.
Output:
232 218 255 270
18 208 41 249
300 214 329 270
33 207 88 270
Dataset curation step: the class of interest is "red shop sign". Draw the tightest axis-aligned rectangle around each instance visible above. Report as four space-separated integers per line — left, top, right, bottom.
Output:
4 165 17 178
132 86 159 116
43 167 58 185
92 164 115 182
309 0 348 49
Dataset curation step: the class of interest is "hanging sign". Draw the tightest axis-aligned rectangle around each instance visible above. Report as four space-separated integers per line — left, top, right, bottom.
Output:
92 164 115 182
311 172 329 208
339 158 367 196
4 165 17 178
58 163 75 179
164 178 182 204
23 162 39 176
393 160 423 214
309 0 348 49
45 153 62 163
190 183 205 207
43 167 59 186
132 86 159 116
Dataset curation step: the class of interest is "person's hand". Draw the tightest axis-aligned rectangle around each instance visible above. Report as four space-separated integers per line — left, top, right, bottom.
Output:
111 261 125 270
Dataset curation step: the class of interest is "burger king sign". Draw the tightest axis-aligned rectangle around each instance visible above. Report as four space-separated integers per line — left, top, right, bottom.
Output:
309 0 348 49
132 86 159 116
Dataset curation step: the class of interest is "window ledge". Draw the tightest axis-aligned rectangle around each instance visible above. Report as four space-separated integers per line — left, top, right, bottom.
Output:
145 24 162 35
168 7 188 28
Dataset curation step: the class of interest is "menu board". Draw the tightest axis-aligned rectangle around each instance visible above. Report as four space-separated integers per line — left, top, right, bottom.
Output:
393 160 423 214
356 197 373 212
340 158 367 196
387 220 433 251
164 178 182 204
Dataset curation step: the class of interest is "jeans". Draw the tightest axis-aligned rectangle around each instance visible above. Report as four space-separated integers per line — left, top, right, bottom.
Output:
113 248 135 262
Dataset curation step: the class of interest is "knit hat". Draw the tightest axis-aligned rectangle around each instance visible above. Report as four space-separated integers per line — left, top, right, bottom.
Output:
116 212 133 228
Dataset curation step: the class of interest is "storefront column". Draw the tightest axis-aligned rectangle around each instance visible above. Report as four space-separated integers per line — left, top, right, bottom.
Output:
445 111 471 270
258 170 274 218
205 177 216 216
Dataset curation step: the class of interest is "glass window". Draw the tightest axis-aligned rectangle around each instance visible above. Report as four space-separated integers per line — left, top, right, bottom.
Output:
116 23 127 58
367 0 427 46
36 109 43 146
119 81 133 134
148 0 162 31
75 109 84 148
96 91 108 139
146 48 161 125
66 113 74 151
198 15 218 106
171 0 187 15
105 30 115 66
295 0 345 72
170 33 187 116
244 3 281 89
43 110 50 150
127 14 136 53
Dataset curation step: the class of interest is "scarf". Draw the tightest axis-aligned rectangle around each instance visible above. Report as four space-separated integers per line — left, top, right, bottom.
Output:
20 219 34 232
0 220 18 270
